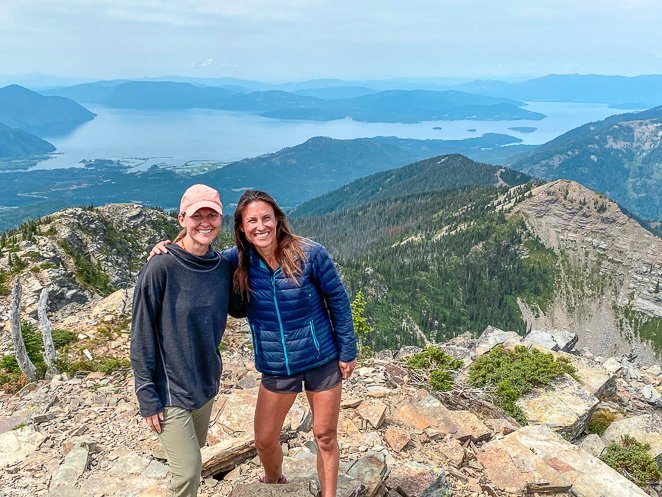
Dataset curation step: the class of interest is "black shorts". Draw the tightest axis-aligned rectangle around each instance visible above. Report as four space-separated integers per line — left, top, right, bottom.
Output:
261 360 342 394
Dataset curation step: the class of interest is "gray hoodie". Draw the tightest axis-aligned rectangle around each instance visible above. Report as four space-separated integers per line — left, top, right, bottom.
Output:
130 244 233 417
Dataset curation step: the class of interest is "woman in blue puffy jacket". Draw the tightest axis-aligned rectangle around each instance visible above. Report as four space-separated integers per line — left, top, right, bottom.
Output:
228 189 357 496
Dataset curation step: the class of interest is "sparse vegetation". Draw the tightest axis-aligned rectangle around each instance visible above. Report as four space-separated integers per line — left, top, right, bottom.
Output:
56 357 131 376
405 346 464 391
467 345 577 423
587 409 619 436
0 322 77 392
601 435 661 488
59 239 115 296
0 269 9 296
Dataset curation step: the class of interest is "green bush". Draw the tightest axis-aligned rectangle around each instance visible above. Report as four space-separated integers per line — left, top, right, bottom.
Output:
407 346 464 371
467 345 576 423
406 346 463 391
601 435 661 487
429 370 455 391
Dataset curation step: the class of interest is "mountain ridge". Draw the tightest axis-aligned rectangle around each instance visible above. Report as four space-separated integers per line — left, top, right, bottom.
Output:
0 85 95 136
508 105 662 221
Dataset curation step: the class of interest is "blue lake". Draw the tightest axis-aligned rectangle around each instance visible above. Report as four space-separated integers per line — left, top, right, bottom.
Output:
36 102 629 170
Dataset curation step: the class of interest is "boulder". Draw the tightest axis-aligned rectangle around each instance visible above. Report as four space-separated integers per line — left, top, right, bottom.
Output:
524 329 560 351
602 357 623 374
477 425 649 496
396 392 490 443
558 351 616 398
345 454 387 497
577 434 606 458
516 373 598 441
475 326 522 356
357 400 387 429
641 384 662 407
602 414 662 469
50 441 90 488
0 425 46 469
385 461 451 497
550 329 579 351
384 426 410 452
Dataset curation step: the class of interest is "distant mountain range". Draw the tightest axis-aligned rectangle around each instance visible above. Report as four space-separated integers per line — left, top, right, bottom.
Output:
450 74 662 108
44 81 544 123
0 123 55 158
0 85 95 136
42 73 662 108
508 105 662 221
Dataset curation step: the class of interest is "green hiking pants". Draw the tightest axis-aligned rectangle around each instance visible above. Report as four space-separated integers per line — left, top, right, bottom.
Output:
158 397 215 497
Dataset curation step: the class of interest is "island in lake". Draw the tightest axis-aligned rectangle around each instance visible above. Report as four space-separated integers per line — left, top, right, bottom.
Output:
508 126 537 133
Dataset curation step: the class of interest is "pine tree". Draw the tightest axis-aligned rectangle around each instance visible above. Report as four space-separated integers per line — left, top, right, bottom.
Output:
351 290 371 358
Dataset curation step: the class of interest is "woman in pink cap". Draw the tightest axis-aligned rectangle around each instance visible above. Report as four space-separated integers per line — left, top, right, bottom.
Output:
131 184 236 497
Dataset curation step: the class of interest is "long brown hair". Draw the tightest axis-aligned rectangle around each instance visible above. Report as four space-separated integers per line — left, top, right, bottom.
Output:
233 190 307 297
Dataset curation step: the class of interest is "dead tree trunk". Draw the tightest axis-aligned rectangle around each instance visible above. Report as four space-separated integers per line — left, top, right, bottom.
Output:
38 288 58 379
9 277 37 382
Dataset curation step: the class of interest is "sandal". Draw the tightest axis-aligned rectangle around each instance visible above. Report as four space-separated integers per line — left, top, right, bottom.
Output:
259 474 288 484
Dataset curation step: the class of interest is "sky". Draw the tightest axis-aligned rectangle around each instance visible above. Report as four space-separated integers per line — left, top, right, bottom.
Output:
2 0 662 83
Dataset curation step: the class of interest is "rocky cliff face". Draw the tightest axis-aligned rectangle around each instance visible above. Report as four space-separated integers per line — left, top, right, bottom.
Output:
0 204 179 324
509 106 662 221
510 179 661 364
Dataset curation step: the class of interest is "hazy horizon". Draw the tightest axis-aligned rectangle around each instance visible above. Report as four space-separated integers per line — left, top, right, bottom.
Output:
3 1 662 83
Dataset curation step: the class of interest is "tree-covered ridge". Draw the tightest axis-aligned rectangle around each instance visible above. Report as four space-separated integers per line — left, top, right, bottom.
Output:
295 185 555 350
291 154 530 217
290 154 551 349
0 122 55 158
509 105 662 221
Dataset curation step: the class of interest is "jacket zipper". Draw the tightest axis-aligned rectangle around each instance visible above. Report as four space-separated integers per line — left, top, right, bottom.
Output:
309 320 320 356
271 268 291 375
250 323 259 356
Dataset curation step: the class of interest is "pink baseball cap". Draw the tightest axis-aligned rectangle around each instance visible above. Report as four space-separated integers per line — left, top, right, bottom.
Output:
180 184 223 216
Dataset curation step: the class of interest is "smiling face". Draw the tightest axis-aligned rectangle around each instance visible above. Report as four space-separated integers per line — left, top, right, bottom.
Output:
240 200 278 256
178 207 221 255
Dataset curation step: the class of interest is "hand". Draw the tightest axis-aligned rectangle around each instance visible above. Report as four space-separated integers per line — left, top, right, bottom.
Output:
339 359 357 380
147 240 172 261
144 412 164 433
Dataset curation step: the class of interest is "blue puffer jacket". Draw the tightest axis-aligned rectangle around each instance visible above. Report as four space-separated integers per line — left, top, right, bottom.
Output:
224 241 356 375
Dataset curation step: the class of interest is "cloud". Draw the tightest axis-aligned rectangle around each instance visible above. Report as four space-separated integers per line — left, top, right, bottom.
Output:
193 58 215 68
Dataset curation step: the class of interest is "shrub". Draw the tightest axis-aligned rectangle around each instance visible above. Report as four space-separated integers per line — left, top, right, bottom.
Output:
429 370 455 391
407 346 463 371
601 435 661 487
467 345 576 423
406 346 463 392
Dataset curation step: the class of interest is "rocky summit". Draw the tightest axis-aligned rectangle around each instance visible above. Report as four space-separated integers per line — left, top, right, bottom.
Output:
1 303 661 497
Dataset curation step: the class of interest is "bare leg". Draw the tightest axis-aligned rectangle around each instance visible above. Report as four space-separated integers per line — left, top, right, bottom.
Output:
254 384 297 483
306 383 342 497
